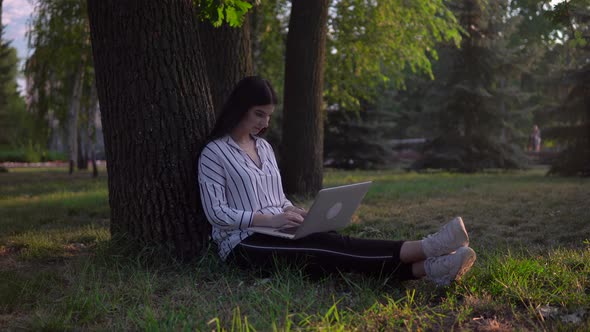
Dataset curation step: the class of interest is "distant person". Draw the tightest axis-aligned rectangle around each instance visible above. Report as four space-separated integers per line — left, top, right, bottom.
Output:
197 76 476 286
528 125 542 152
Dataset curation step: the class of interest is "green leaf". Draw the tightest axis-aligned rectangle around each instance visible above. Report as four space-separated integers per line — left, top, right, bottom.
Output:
225 7 238 27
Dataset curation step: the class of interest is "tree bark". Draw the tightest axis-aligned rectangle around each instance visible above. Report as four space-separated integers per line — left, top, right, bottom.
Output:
87 0 215 259
0 0 7 122
281 0 330 196
198 16 253 115
77 130 88 170
68 64 84 174
88 80 99 177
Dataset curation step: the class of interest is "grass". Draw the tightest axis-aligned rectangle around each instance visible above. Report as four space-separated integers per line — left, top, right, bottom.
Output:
1 166 589 330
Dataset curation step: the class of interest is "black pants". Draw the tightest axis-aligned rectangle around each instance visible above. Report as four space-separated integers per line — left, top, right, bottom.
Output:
228 232 415 281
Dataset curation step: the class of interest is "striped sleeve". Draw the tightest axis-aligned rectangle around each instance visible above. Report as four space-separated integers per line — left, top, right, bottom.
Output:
280 190 294 209
198 147 254 230
261 140 293 209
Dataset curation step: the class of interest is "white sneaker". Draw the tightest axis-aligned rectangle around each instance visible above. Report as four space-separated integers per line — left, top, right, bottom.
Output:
425 246 476 286
422 217 469 257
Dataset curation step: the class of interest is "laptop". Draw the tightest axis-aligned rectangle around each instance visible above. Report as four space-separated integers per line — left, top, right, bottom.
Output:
248 181 372 239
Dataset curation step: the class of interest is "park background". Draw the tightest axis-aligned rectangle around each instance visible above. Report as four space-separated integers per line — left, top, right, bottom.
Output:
1 0 589 330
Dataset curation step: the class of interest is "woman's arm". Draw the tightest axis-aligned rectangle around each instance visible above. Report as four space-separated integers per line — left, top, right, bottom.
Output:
261 140 298 211
199 146 255 231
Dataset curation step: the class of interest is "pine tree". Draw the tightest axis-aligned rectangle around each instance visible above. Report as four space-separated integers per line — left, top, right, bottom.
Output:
544 1 590 176
411 0 529 172
0 0 27 150
0 6 12 131
324 103 397 169
321 0 463 170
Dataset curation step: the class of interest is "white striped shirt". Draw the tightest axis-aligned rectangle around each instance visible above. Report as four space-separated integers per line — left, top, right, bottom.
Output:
198 135 293 260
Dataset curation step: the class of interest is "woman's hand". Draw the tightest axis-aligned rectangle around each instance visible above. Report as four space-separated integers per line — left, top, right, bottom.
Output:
283 205 308 218
271 212 304 228
252 212 303 228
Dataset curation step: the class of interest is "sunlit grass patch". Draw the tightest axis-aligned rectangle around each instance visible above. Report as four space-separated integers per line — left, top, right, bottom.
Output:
471 245 590 308
1 171 110 260
6 167 69 173
0 189 109 239
459 244 590 330
0 167 107 198
4 225 109 260
0 184 108 208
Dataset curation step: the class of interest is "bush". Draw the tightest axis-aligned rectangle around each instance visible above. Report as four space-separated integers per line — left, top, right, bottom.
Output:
0 145 66 163
0 149 34 162
42 150 67 162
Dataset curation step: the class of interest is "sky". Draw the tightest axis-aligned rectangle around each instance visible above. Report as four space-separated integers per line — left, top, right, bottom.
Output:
2 0 34 95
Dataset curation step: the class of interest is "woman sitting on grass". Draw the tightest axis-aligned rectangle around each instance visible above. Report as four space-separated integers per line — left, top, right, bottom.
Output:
197 76 476 286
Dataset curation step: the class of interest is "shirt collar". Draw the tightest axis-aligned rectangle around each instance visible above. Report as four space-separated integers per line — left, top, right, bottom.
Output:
224 134 262 151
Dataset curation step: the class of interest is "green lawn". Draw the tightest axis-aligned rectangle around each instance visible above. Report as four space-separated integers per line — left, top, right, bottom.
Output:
1 167 589 330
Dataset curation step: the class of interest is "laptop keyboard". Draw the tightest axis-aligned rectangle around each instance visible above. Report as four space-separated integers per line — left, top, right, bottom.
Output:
278 226 299 234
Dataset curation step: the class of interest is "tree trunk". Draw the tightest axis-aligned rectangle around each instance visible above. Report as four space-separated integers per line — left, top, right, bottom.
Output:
68 64 85 174
89 81 99 178
499 78 506 143
87 0 215 259
77 131 88 170
281 0 330 196
198 16 253 115
250 4 261 75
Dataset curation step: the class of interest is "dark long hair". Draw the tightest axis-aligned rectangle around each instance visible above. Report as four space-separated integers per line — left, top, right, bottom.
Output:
208 76 278 141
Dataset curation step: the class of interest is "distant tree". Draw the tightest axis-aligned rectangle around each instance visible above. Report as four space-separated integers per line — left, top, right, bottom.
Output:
0 0 28 149
411 0 529 172
280 0 330 196
250 0 289 94
0 0 7 114
324 0 462 112
324 106 397 169
249 0 289 146
26 0 97 172
544 0 590 176
197 13 253 115
322 0 464 170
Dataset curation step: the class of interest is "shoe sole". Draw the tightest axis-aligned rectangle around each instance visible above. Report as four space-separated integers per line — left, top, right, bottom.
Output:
423 217 470 258
454 247 476 281
453 217 470 247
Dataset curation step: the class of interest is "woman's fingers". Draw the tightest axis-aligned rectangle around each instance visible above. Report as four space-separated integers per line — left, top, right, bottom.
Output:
298 208 308 217
285 211 304 223
284 206 308 218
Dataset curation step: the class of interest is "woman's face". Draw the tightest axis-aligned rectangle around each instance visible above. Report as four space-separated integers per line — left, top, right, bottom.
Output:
237 104 275 136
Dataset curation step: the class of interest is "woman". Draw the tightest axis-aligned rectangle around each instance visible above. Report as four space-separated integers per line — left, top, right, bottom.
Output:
529 125 542 152
198 76 476 286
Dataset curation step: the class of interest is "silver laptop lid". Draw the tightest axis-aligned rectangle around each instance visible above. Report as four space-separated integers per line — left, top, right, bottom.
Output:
295 181 372 238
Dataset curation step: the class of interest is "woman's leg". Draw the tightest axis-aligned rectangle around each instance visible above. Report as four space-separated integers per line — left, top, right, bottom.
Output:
399 240 426 263
229 217 475 284
399 240 427 277
396 240 477 282
399 216 472 280
229 232 417 281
